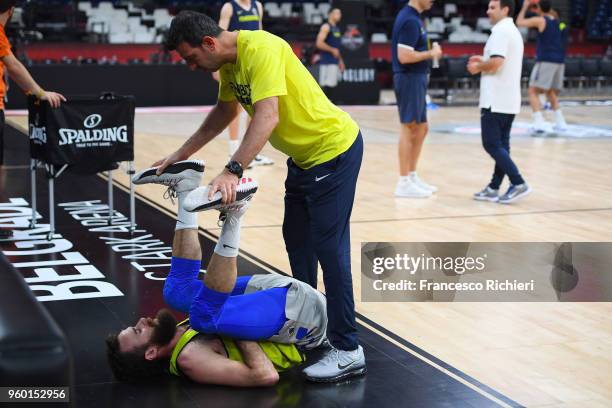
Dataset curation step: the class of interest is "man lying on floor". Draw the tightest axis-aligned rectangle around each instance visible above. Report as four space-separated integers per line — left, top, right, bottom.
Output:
105 161 355 387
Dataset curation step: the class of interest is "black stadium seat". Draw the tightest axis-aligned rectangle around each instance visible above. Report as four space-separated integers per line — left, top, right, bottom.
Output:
445 57 473 102
563 58 582 88
581 58 600 77
522 57 535 78
564 58 582 77
597 59 612 88
447 57 469 76
601 59 612 77
429 58 448 99
522 57 535 88
581 58 600 88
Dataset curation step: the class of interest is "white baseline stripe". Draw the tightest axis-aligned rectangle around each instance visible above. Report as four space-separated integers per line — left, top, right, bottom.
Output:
357 318 513 408
5 106 215 116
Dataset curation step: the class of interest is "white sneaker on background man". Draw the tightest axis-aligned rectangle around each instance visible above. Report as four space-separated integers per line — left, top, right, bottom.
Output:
395 178 432 198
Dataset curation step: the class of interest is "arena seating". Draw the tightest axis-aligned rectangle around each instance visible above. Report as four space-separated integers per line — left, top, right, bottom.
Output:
571 0 588 28
587 0 612 40
16 0 612 45
7 0 612 100
79 1 170 43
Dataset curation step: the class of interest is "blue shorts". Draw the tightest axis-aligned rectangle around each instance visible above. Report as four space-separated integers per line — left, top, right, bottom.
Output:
163 257 288 340
393 73 428 124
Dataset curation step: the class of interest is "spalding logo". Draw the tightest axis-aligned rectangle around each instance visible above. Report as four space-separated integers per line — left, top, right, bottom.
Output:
84 114 102 128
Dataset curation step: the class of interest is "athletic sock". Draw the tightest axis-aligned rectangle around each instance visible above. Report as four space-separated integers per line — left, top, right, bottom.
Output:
554 109 566 125
399 176 410 183
538 94 547 107
176 190 198 231
229 139 240 156
533 111 544 124
214 211 243 257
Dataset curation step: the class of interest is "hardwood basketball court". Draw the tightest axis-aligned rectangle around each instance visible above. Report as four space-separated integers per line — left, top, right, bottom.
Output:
6 102 612 407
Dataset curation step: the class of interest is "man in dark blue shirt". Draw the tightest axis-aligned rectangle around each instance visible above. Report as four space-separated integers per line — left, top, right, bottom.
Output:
316 8 345 89
391 0 442 198
517 0 568 133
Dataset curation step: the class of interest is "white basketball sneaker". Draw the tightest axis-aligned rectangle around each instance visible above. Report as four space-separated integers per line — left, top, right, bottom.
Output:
303 345 366 383
395 179 432 198
132 160 204 203
251 154 274 167
553 110 568 132
410 173 438 193
553 118 568 132
184 177 258 213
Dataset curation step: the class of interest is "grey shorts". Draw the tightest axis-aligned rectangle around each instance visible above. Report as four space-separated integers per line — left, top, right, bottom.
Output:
529 61 565 90
319 64 341 87
245 274 328 349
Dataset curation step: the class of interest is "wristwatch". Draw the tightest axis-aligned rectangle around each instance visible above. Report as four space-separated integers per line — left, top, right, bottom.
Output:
225 160 244 179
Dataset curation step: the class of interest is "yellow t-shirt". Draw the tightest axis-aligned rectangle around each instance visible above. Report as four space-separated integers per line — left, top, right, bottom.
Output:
218 30 359 169
169 327 304 377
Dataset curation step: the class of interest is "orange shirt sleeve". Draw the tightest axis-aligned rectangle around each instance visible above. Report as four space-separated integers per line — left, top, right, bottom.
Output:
0 25 11 107
0 25 12 58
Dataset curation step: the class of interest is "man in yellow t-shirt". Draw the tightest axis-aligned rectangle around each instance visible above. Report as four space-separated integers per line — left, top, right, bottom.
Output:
154 10 365 383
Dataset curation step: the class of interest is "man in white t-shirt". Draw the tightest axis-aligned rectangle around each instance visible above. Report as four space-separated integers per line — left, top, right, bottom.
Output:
467 0 531 204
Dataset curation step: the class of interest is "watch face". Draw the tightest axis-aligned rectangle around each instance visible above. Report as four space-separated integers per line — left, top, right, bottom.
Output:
226 161 243 177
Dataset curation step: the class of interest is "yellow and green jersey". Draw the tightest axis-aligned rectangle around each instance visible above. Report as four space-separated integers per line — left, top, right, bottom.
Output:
169 324 305 377
218 30 359 169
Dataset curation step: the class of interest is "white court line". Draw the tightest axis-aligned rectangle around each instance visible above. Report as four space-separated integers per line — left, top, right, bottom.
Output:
5 106 215 116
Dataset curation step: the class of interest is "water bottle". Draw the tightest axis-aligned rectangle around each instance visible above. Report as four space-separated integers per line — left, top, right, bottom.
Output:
432 42 440 69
